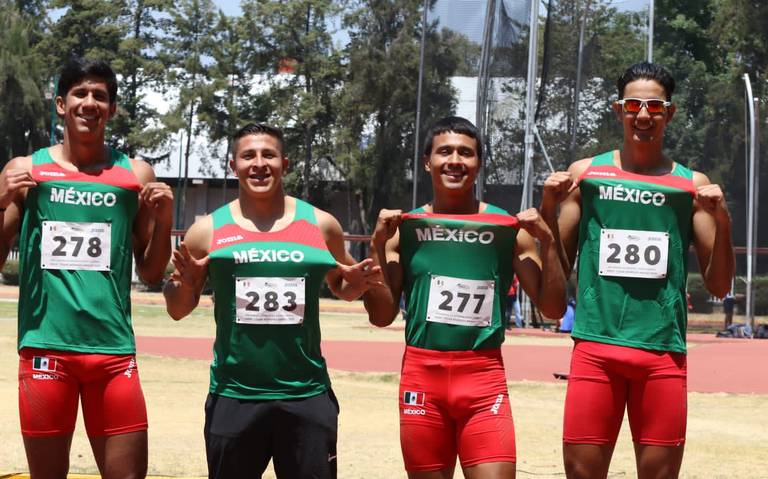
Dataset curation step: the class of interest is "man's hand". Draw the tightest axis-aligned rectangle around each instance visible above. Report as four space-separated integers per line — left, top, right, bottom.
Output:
541 171 575 213
696 184 730 223
169 242 209 291
140 182 174 223
0 168 36 209
336 258 384 298
517 208 554 245
372 209 403 247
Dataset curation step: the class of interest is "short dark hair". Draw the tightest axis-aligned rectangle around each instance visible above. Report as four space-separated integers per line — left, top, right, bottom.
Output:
233 123 285 155
423 116 482 161
57 57 118 104
617 62 675 101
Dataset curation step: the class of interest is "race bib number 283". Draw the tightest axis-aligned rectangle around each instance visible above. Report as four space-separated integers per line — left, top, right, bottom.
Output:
41 221 111 271
599 228 669 279
235 277 306 325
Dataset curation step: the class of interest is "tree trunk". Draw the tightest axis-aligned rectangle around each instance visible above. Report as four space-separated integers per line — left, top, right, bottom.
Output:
302 123 312 200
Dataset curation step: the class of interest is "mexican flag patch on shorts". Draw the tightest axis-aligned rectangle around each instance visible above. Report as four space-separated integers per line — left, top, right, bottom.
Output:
403 391 425 406
32 356 56 372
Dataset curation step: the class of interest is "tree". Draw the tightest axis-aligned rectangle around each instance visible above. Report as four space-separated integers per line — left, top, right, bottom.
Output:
110 0 173 157
337 0 460 231
40 0 124 66
159 0 216 227
240 0 345 202
0 0 47 166
196 11 272 204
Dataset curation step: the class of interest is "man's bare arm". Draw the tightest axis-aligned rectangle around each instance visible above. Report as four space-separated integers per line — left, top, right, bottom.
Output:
514 209 567 319
317 209 382 301
132 159 174 285
363 209 403 327
551 159 590 277
0 156 35 268
163 216 211 320
691 172 734 298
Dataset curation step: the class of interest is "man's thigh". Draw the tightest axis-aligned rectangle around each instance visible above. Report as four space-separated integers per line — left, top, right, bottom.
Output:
80 354 147 437
18 348 80 437
204 394 273 479
563 341 627 445
627 352 687 446
272 390 339 479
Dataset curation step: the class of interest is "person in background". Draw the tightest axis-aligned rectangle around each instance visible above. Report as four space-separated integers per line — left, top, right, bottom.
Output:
506 275 522 329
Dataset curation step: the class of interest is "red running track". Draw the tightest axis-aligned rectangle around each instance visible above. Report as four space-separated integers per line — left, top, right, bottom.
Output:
136 335 768 395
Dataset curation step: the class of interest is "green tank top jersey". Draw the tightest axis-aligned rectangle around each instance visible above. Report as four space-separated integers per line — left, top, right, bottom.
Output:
399 204 519 351
574 150 696 353
18 147 141 354
207 199 337 400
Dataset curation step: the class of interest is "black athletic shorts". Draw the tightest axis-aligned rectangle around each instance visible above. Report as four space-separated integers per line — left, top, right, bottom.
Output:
204 389 339 479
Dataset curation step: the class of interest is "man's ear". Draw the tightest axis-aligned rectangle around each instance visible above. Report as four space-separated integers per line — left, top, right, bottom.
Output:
108 102 117 119
55 96 66 117
612 101 623 122
423 155 430 172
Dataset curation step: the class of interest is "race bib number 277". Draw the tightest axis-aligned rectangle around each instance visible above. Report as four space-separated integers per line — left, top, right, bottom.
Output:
426 275 495 327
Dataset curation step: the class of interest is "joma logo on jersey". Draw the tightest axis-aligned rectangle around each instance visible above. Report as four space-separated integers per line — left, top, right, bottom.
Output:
216 235 244 245
50 187 117 207
233 248 305 264
415 227 494 244
39 170 67 177
598 185 665 206
587 170 617 177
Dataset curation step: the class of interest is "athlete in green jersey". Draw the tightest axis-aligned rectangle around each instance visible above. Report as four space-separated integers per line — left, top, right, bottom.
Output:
364 116 566 479
542 63 734 479
163 123 380 479
0 58 173 479
398 208 520 351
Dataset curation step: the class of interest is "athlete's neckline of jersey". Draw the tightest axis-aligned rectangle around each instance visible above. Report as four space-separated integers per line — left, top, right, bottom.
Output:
43 146 117 173
225 196 299 235
417 202 491 215
605 149 680 177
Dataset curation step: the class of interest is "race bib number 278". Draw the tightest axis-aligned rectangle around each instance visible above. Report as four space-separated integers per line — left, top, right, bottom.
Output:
41 221 111 271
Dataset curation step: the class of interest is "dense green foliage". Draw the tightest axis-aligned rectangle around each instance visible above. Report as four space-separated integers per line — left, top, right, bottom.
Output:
0 0 765 240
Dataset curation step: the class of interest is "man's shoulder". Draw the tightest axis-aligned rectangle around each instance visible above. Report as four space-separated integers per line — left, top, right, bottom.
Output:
128 157 157 183
5 155 33 171
481 202 510 215
309 203 343 237
691 170 710 188
569 157 593 176
185 214 214 254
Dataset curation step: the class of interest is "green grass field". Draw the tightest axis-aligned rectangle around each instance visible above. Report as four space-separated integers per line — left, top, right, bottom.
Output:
0 300 766 478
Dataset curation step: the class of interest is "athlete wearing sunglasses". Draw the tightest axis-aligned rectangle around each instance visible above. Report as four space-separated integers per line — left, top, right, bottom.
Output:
540 62 734 479
616 98 671 115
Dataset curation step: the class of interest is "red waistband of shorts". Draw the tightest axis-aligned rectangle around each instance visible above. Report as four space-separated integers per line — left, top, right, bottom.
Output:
404 345 503 361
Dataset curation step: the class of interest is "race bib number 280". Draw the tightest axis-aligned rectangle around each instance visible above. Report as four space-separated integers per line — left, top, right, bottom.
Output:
426 275 495 327
599 228 669 279
41 221 111 271
235 277 306 325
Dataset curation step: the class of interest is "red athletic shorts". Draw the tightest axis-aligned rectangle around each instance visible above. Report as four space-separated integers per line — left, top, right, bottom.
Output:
18 348 148 437
399 345 516 471
563 340 687 446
